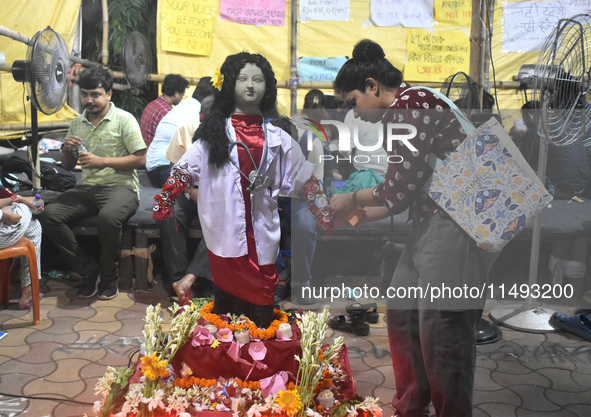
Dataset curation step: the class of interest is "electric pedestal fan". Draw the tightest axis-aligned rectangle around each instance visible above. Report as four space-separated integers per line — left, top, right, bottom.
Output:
121 31 152 89
490 14 591 332
440 72 503 344
440 71 481 118
11 26 69 189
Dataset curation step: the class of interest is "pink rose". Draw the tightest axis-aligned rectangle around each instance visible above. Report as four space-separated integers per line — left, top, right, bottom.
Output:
192 326 214 347
217 327 234 343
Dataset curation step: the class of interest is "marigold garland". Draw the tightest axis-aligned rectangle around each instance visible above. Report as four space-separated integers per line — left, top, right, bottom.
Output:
173 375 261 391
200 302 289 340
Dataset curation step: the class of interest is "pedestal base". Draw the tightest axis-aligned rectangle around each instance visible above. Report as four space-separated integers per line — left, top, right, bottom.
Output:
489 304 556 333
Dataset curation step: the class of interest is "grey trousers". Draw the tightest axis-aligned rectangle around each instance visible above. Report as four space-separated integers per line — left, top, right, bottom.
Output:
40 185 138 281
386 210 498 417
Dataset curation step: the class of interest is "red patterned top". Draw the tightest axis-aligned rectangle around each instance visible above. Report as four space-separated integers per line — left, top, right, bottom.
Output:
372 82 466 221
140 95 172 146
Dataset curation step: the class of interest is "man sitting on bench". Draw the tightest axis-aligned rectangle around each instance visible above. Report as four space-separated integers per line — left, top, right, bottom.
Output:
41 67 147 300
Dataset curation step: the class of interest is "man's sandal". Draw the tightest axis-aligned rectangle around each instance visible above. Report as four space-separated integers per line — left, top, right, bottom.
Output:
346 302 379 324
329 314 370 336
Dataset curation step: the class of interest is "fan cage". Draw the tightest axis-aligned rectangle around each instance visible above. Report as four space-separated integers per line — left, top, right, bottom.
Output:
28 27 69 115
440 71 481 117
122 31 152 89
532 14 591 146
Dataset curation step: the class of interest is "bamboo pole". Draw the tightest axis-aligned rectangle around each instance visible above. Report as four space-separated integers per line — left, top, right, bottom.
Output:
2 64 520 90
101 0 109 66
0 25 32 45
290 0 298 116
0 121 70 131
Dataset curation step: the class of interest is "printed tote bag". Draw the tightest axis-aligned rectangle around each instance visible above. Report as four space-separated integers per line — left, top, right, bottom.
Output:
412 87 553 252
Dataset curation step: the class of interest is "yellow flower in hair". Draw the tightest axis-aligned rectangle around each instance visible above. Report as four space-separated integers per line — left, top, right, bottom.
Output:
212 68 224 90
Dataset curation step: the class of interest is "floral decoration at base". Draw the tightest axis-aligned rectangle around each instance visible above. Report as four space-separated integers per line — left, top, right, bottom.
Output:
91 299 382 417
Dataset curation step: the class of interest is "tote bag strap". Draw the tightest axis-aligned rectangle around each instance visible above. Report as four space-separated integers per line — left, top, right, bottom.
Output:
404 86 476 170
404 86 476 134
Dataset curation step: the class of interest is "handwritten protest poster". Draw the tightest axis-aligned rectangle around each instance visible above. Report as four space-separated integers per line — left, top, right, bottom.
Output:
221 0 286 26
404 29 470 82
161 0 216 56
435 0 471 27
370 0 434 27
503 1 591 52
299 0 350 21
299 56 348 82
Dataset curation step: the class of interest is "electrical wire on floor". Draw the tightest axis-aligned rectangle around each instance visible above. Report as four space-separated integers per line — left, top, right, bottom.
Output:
0 349 143 408
0 392 93 406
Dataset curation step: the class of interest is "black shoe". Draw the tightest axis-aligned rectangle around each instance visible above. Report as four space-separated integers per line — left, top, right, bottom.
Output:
97 279 119 300
274 283 291 304
78 271 100 299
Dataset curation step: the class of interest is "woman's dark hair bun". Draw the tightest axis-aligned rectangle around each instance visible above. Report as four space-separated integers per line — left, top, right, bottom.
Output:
352 39 385 61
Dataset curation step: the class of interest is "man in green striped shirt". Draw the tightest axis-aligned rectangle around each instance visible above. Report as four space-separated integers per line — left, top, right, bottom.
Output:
41 67 147 300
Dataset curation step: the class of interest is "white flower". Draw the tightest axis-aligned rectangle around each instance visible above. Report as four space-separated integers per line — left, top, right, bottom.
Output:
144 389 166 411
407 183 416 191
418 91 426 97
403 161 411 169
94 366 117 396
435 104 443 111
92 400 103 415
417 171 424 178
419 132 427 141
397 192 406 200
401 95 410 100
388 179 394 187
423 115 430 124
121 401 134 414
412 110 420 119
216 403 231 412
346 405 359 417
357 397 383 417
422 102 430 109
307 408 323 417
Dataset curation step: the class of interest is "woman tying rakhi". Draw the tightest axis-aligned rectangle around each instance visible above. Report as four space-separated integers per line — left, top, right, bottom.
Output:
153 52 332 328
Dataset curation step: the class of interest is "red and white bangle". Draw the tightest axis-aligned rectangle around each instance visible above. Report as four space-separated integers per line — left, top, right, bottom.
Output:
10 194 18 203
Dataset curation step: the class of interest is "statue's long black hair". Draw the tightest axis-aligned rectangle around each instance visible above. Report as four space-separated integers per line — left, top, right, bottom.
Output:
194 52 291 168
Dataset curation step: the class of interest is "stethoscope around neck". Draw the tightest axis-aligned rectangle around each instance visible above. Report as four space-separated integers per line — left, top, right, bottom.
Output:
226 120 269 191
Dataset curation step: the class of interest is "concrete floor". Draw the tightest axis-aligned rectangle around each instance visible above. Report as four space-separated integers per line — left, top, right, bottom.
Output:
1 269 591 417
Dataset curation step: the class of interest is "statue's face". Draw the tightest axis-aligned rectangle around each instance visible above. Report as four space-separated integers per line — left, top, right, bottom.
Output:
234 63 266 111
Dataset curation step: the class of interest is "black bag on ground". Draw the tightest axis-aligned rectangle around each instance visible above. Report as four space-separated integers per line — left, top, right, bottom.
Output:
0 155 76 192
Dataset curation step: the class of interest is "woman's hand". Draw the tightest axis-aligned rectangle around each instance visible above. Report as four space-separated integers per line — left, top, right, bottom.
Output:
18 196 44 211
330 192 355 217
2 210 21 225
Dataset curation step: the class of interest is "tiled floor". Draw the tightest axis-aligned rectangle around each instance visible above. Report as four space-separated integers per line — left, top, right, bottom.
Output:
1 273 591 417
